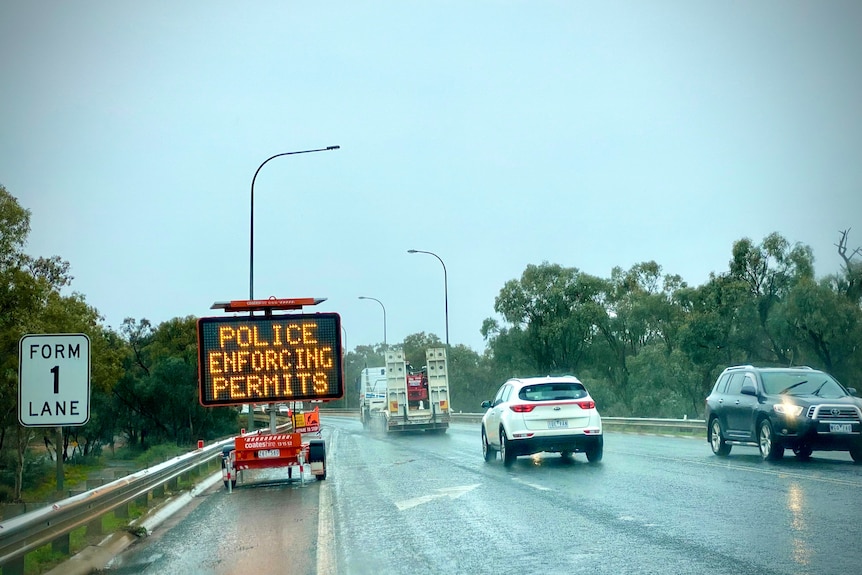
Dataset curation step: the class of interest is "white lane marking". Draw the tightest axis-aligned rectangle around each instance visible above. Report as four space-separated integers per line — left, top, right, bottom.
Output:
612 449 862 488
395 484 480 511
512 478 552 491
317 430 336 575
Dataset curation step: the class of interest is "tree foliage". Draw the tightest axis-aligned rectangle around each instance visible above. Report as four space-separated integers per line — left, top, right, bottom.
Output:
481 232 861 418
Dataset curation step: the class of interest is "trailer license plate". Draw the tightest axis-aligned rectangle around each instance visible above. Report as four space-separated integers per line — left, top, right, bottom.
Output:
548 420 568 429
829 423 852 433
257 449 280 458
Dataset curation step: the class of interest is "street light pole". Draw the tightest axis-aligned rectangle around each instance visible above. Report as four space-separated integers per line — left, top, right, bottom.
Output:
342 325 348 355
249 145 340 300
407 249 448 348
358 296 387 345
247 145 338 432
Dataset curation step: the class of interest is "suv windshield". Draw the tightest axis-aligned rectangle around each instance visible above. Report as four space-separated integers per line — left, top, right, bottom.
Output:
761 372 847 398
520 383 587 401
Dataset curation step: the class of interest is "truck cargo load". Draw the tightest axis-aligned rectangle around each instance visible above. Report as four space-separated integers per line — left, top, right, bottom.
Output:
358 348 451 433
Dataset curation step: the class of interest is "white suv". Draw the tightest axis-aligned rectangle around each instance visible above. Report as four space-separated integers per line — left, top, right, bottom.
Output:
481 375 603 466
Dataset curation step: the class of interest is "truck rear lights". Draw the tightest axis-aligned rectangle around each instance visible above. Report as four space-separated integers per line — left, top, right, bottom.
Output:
583 428 601 435
512 432 534 439
511 404 536 413
576 400 596 410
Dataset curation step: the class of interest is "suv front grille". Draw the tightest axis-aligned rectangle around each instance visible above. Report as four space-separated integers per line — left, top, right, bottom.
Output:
806 405 862 421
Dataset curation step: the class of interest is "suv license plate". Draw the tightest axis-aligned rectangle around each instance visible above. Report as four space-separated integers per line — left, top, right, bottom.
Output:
548 420 568 429
257 449 280 458
829 423 852 433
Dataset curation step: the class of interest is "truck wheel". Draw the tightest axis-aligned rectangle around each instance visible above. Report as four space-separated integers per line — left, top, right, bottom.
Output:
309 439 326 480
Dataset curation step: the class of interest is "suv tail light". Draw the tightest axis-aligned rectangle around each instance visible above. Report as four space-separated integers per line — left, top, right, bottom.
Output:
576 400 596 410
510 404 536 413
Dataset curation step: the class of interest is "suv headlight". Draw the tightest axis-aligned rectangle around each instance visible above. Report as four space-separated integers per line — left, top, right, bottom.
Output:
773 403 803 417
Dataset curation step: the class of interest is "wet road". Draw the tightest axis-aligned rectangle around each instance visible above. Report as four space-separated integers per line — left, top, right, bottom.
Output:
102 415 862 575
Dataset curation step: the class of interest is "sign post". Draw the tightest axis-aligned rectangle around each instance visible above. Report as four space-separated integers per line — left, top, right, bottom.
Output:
19 333 92 495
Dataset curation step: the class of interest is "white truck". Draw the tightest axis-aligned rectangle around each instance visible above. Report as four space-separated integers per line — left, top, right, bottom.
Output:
358 348 451 433
358 366 388 429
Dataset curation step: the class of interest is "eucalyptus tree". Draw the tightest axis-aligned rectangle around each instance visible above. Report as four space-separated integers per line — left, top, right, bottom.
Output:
674 274 750 403
492 262 598 376
113 316 236 447
728 232 815 364
772 276 862 383
1 186 120 500
834 228 862 304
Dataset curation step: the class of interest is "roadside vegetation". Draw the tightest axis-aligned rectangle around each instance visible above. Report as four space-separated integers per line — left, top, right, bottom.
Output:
3 184 861 506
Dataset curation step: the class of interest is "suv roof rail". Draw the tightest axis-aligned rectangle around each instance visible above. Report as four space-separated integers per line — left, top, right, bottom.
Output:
724 365 754 371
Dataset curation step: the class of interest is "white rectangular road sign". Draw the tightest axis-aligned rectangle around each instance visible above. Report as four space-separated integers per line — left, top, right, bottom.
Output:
18 333 91 427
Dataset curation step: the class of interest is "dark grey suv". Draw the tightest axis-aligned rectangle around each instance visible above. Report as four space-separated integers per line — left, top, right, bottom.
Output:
705 365 862 462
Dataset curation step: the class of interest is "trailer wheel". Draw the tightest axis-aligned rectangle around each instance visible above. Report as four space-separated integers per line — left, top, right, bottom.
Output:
221 447 237 489
309 439 326 480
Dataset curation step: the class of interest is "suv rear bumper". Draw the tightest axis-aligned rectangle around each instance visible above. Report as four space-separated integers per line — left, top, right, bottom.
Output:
508 433 602 456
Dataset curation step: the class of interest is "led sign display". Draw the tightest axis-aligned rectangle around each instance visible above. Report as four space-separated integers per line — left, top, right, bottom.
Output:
197 313 343 406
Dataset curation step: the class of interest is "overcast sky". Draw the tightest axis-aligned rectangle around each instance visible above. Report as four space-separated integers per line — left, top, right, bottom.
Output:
2 1 860 353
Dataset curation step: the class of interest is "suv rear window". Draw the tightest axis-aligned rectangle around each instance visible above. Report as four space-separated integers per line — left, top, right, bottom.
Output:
520 383 587 401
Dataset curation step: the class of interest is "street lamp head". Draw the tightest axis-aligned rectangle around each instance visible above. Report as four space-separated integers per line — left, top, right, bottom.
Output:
326 145 340 150
407 249 418 254
358 296 368 300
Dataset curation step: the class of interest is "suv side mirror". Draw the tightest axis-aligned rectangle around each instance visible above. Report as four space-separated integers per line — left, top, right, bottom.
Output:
741 383 757 397
481 400 492 409
847 387 858 397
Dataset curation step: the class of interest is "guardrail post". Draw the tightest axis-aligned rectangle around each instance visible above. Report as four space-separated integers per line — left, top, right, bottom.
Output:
51 532 70 556
168 476 179 492
153 484 165 499
136 492 150 509
2 556 25 575
114 501 129 519
86 515 103 536
1 503 27 575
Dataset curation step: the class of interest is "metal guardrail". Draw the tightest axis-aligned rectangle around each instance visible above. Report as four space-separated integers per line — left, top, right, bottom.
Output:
602 416 705 432
449 413 705 432
0 413 705 572
0 437 234 571
321 409 706 432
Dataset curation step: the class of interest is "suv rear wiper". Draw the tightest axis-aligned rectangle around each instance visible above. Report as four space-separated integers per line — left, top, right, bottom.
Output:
779 381 807 394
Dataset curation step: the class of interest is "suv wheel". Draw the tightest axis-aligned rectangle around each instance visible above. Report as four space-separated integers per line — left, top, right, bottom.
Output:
792 443 813 461
709 418 732 456
758 419 784 461
585 436 603 463
850 441 862 464
481 426 496 462
500 428 516 467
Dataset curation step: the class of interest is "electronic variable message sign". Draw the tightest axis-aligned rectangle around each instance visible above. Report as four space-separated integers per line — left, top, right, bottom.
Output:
197 313 343 406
